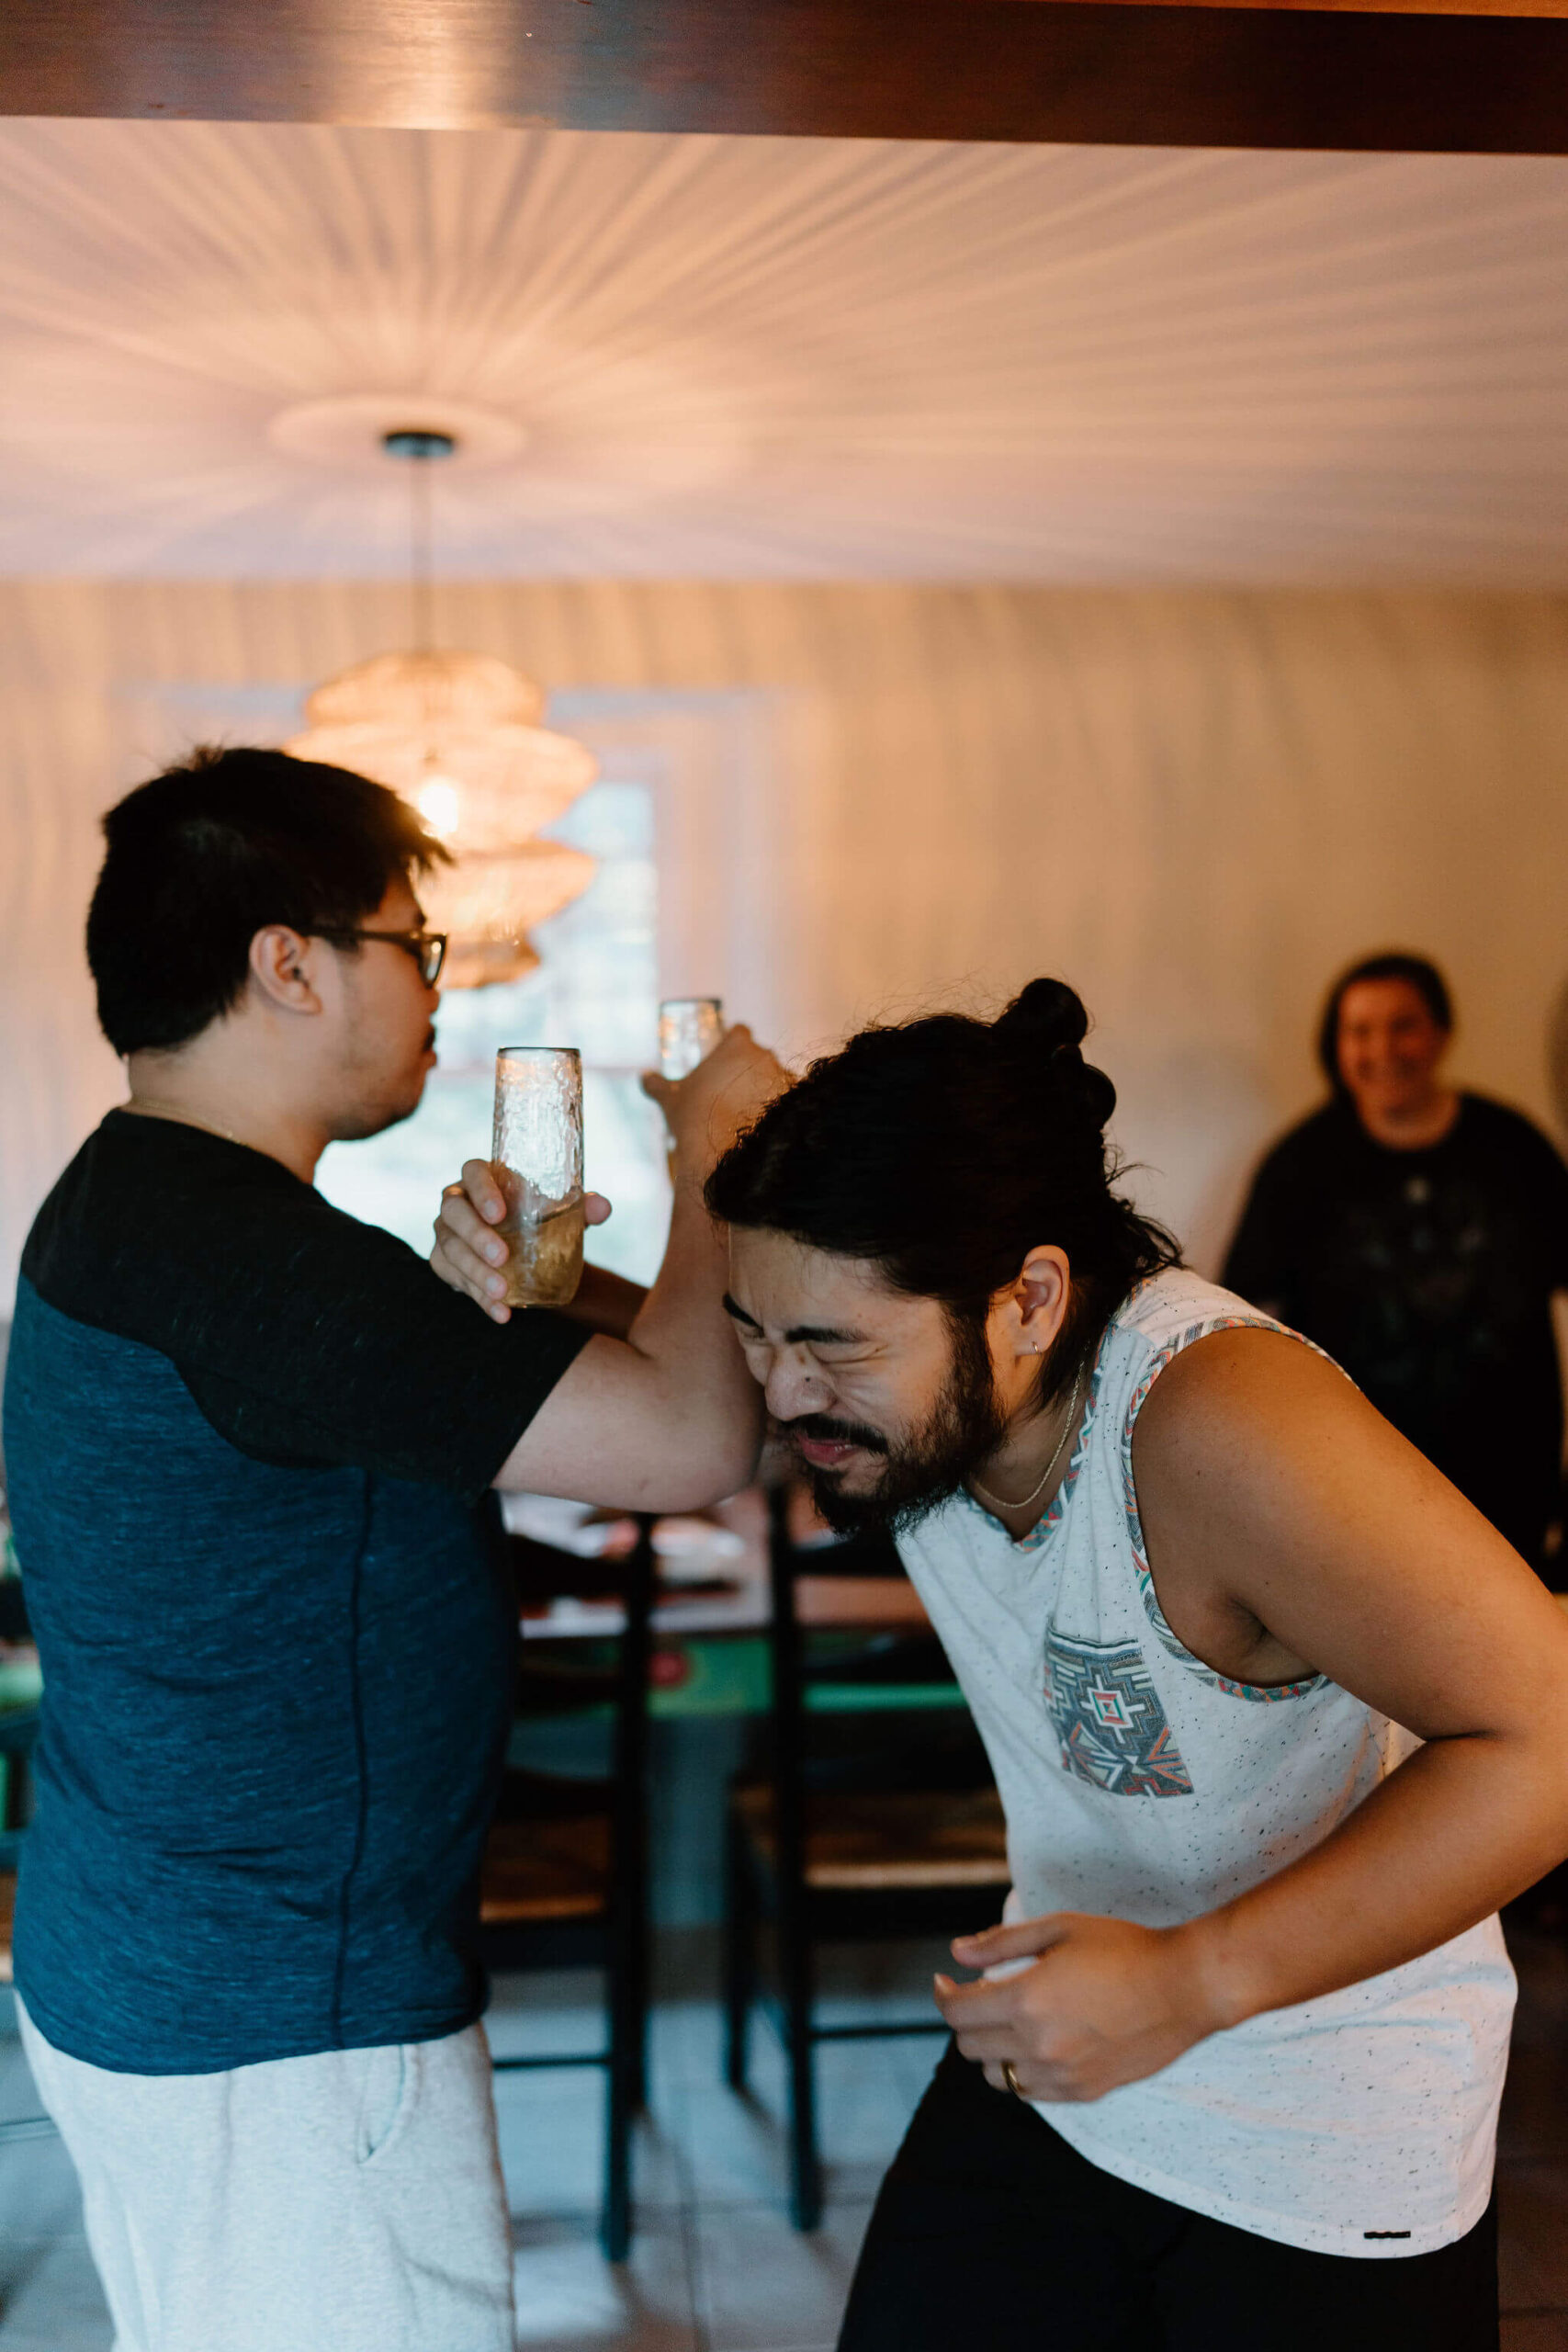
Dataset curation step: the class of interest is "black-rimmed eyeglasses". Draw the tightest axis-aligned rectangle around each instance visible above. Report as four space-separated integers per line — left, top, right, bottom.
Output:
318 928 448 987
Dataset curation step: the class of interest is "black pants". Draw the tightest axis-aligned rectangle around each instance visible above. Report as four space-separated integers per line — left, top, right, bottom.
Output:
837 2041 1498 2352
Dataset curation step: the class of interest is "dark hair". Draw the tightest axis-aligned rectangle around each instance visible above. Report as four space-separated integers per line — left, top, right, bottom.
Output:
705 978 1181 1399
1315 951 1454 1091
86 745 446 1057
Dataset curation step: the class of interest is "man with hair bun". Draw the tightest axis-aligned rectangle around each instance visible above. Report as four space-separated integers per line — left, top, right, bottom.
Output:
660 977 1568 2349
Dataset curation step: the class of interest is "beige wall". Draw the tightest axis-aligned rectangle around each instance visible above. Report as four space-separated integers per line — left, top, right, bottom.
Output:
4 578 1567 1299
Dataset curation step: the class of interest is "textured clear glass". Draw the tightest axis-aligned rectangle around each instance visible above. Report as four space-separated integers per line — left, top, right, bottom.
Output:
658 997 724 1080
491 1047 584 1307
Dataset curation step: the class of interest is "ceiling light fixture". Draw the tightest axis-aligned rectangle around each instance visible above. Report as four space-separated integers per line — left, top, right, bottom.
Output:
286 426 597 987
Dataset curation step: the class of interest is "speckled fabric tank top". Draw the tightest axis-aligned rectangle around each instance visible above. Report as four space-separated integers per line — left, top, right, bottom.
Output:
896 1267 1515 2257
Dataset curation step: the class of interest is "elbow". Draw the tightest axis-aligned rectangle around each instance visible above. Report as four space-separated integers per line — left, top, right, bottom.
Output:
639 1410 762 1513
684 1383 765 1509
713 1399 767 1501
660 1427 763 1513
715 1425 767 1503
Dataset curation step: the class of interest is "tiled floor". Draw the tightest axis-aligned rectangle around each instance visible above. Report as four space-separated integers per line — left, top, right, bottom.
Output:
2 1920 1567 2348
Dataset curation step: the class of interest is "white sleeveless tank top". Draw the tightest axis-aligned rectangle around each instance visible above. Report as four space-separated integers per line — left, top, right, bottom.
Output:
897 1268 1515 2257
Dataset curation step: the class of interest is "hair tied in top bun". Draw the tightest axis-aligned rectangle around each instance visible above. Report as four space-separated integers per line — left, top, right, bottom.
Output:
994 976 1090 1057
994 979 1116 1135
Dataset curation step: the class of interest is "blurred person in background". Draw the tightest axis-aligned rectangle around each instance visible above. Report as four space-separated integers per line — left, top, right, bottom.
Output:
1224 952 1568 1579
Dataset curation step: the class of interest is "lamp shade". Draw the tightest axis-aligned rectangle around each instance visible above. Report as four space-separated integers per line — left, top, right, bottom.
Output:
300 650 546 730
420 842 597 991
287 645 600 991
440 934 543 991
284 719 598 846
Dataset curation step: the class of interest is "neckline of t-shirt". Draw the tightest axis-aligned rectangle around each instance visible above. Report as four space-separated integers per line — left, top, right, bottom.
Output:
957 1315 1116 1557
104 1105 302 1180
1341 1091 1472 1162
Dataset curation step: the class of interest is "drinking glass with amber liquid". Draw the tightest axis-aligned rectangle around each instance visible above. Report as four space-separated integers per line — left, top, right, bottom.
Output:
491 1047 584 1309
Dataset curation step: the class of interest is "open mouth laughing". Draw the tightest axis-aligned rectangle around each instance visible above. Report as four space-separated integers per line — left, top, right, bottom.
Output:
779 1415 889 1476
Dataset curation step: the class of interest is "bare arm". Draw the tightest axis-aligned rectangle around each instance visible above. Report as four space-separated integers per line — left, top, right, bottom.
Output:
558 1261 647 1342
431 1027 784 1513
938 1328 1568 2099
1139 1331 1568 2015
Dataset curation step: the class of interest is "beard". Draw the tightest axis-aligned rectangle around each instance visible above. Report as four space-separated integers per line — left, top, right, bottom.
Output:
788 1312 1010 1538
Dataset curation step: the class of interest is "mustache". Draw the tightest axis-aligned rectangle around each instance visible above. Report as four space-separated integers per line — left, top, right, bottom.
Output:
774 1412 889 1455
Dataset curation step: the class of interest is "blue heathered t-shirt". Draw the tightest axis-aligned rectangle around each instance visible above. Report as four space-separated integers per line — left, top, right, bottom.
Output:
1 1110 590 2075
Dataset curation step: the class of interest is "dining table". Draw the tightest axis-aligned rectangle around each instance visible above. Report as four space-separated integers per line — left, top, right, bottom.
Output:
502 1486 960 1721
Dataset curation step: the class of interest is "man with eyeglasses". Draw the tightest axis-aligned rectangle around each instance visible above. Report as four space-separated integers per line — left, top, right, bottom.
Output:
0 745 779 2352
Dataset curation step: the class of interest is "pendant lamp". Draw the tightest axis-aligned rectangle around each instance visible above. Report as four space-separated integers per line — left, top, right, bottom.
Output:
286 428 597 984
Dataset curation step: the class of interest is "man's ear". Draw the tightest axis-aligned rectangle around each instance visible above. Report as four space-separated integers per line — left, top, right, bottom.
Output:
249 926 323 1016
1013 1245 1071 1354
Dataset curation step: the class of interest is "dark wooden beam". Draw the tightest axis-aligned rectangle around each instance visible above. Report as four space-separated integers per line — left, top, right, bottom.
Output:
5 0 1568 155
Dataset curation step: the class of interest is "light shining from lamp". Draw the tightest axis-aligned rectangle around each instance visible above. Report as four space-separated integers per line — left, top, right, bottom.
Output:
285 429 600 987
286 715 597 850
414 775 463 841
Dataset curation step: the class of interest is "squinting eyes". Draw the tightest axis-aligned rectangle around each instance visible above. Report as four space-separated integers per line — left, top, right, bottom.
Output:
737 1341 865 1370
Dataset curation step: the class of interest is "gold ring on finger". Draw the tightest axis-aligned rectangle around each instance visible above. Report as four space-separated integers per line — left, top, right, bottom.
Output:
1000 2059 1024 2098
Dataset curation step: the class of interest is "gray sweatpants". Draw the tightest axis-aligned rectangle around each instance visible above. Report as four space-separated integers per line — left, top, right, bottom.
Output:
17 1998 516 2352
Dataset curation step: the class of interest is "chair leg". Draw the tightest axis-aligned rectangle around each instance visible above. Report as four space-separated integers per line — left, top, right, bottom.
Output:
614 1868 649 2115
604 1888 639 2260
602 2034 634 2262
723 1816 755 2093
780 1913 821 2231
626 1970 649 2114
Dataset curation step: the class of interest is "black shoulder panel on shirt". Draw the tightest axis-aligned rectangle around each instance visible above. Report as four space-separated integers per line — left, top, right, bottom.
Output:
21 1111 591 1500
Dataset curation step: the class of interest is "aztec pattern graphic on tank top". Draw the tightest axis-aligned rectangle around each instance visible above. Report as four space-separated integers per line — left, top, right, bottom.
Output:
1044 1631 1194 1796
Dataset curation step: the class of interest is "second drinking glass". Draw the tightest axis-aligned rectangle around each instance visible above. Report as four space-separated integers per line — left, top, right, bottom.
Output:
659 997 724 1080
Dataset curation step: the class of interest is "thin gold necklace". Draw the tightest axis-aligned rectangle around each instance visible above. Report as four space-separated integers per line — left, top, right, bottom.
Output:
121 1097 248 1151
968 1361 1085 1518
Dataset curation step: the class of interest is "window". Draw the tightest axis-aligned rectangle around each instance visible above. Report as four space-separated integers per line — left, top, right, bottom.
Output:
317 777 670 1284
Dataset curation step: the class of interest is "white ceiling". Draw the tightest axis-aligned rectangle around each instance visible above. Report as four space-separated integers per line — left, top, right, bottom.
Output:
3 119 1568 583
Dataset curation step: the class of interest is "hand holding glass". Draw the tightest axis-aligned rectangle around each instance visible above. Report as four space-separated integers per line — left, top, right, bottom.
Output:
659 998 725 1080
491 1047 585 1308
